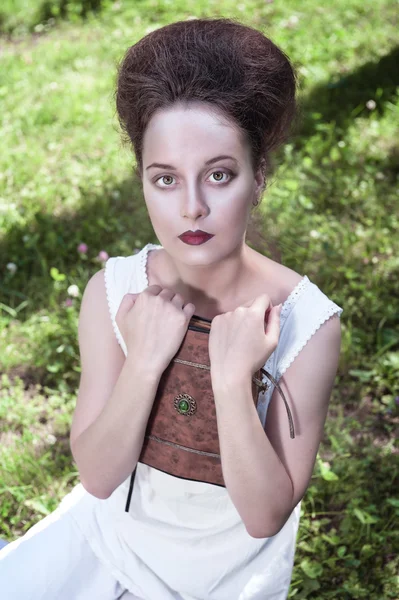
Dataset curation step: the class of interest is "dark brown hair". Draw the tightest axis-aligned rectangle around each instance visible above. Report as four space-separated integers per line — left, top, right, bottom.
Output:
114 17 299 195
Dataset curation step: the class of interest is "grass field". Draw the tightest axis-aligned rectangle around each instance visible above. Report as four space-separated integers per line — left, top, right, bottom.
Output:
0 1 398 597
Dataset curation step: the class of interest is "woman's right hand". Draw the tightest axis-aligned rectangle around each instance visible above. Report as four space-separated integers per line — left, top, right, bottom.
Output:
115 285 196 374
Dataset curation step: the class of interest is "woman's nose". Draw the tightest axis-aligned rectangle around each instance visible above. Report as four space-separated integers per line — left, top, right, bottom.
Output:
180 184 209 220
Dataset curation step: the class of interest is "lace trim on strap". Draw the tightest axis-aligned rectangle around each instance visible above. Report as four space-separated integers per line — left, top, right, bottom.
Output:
139 244 150 289
139 242 163 290
257 275 310 404
276 302 343 381
104 257 128 357
280 275 310 323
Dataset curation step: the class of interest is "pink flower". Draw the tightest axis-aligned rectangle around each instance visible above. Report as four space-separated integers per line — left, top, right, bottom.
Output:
77 243 88 254
65 298 73 307
97 250 109 262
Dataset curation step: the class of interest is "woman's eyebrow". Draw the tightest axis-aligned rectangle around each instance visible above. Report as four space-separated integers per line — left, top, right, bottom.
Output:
145 155 238 171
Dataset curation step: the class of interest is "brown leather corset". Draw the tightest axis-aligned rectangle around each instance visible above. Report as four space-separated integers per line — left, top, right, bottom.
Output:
125 315 295 512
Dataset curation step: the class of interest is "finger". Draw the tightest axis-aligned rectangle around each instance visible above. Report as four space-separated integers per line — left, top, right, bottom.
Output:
249 293 272 316
145 285 163 295
115 293 138 327
241 299 255 308
183 302 196 318
264 303 282 338
171 292 185 308
158 288 176 300
119 293 139 313
240 294 270 310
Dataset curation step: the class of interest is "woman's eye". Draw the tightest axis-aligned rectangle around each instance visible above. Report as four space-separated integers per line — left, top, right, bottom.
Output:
209 171 230 183
155 170 232 187
156 175 175 187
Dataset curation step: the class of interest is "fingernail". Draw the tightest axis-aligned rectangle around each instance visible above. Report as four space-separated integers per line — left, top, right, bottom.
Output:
277 303 283 314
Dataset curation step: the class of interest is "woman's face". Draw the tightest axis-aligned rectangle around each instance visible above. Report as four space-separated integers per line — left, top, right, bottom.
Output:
141 102 264 265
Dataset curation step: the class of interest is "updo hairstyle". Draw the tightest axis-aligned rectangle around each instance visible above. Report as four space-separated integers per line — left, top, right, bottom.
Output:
115 17 299 197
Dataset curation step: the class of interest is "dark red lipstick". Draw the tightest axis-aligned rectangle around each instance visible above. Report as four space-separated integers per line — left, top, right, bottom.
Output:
178 230 214 245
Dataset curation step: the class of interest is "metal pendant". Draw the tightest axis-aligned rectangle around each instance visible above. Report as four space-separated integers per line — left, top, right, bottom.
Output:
174 393 197 416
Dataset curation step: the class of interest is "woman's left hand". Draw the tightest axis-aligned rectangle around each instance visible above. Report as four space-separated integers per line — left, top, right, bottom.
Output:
208 295 282 386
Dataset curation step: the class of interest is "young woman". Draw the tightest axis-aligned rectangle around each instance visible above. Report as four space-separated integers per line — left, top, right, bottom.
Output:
0 17 343 600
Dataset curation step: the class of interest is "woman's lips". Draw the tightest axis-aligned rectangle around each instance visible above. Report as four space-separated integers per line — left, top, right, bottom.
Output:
179 233 214 245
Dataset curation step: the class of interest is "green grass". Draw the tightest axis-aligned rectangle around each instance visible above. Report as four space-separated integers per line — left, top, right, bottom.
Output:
0 1 398 598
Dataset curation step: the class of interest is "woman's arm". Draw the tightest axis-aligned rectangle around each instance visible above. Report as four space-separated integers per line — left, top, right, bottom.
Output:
212 378 293 538
70 270 162 499
71 358 161 499
212 313 342 538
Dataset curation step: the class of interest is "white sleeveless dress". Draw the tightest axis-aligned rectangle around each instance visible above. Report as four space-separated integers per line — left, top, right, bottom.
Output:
54 243 343 600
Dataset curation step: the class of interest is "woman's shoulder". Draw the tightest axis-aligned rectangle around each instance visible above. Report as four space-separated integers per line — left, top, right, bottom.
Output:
251 249 305 308
272 262 305 304
253 250 343 322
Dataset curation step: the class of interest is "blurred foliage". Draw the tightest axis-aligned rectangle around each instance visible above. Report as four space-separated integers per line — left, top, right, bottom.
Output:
0 0 112 35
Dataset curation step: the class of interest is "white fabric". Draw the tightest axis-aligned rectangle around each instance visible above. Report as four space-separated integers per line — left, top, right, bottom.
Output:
0 243 343 600
64 243 343 599
0 500 141 599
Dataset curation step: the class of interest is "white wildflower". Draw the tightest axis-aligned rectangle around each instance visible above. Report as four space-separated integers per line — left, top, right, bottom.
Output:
6 262 17 273
288 15 299 25
67 284 80 297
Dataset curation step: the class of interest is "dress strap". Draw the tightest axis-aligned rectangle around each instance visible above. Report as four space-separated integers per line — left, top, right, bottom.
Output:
104 255 141 357
275 281 343 382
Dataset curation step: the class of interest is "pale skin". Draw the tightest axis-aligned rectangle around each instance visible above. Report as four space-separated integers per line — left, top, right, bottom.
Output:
70 100 342 538
129 101 341 536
